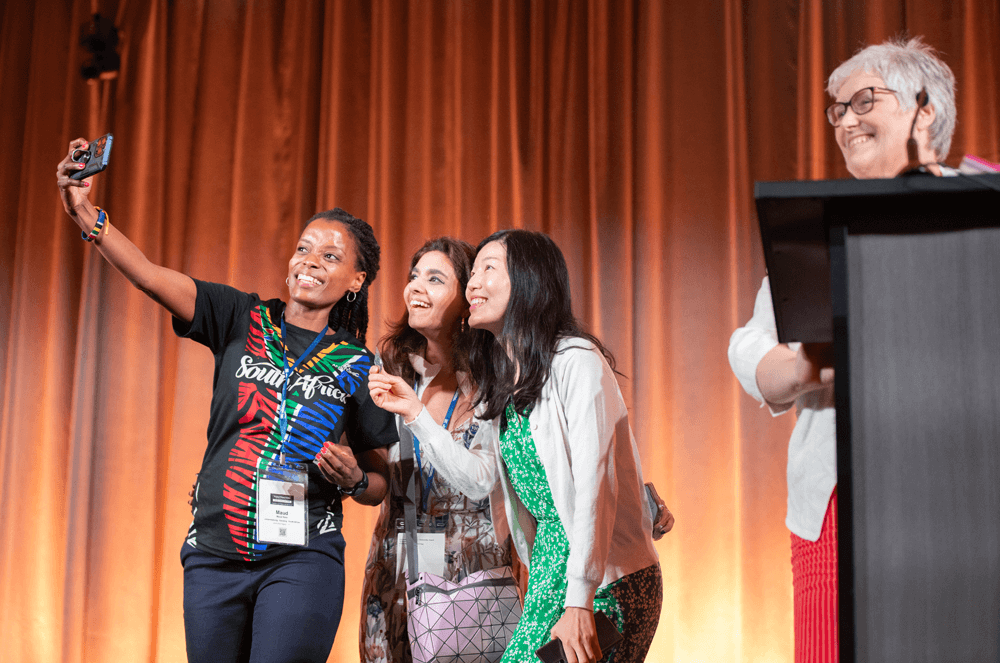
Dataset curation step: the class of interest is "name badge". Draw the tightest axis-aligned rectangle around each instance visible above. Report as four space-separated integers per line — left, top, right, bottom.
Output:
256 461 309 546
396 532 446 577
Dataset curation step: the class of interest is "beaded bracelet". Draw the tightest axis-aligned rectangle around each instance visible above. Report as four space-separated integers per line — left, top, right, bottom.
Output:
82 207 107 242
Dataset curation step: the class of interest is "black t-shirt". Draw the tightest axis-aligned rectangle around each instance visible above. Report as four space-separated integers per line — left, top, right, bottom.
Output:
174 280 397 561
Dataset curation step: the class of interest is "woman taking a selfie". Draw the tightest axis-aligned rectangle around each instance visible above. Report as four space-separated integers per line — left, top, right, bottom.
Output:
57 137 396 663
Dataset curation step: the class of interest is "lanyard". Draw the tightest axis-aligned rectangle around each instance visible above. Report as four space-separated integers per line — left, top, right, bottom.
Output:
279 315 329 464
412 383 461 514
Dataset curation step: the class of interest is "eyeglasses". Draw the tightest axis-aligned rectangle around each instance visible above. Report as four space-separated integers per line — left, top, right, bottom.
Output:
825 87 897 127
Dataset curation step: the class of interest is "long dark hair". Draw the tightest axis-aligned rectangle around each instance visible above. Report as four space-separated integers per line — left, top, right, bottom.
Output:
469 229 616 422
303 208 380 344
378 237 477 385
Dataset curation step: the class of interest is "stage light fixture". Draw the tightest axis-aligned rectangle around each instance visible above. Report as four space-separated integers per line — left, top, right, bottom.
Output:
80 13 120 81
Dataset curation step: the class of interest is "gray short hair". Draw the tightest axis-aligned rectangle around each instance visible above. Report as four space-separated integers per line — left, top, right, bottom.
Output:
826 36 956 160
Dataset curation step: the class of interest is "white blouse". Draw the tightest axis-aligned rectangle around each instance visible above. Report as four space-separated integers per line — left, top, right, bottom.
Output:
728 276 836 541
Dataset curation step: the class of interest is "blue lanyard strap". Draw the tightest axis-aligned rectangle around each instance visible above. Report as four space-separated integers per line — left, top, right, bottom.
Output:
412 383 461 514
279 315 329 463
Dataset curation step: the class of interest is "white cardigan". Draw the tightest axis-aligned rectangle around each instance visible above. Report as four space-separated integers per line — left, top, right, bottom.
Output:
497 338 658 608
405 340 659 609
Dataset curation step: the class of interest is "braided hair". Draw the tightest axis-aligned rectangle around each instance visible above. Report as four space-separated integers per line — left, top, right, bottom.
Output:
303 208 380 344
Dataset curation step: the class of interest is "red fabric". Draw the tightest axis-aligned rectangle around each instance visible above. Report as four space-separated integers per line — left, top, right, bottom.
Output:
1 2 998 660
790 489 839 663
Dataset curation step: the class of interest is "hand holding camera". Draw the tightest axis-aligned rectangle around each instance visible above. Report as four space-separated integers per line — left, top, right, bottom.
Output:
57 134 112 218
69 133 113 180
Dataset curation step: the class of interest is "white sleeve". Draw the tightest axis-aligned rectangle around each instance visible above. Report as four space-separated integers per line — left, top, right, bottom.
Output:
554 345 623 609
405 408 498 501
727 276 793 415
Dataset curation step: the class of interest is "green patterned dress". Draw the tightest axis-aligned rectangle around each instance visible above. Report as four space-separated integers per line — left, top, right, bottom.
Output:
498 404 626 662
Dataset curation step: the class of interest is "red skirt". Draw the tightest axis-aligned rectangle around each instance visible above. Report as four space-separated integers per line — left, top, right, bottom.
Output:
790 489 838 663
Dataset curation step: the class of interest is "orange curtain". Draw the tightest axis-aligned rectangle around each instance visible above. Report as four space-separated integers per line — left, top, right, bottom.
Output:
1 1 997 661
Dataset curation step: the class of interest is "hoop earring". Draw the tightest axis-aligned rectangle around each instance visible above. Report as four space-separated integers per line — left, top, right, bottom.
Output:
346 290 357 303
285 277 292 287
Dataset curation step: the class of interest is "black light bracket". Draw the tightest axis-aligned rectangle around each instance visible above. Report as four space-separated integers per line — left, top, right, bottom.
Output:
80 13 120 81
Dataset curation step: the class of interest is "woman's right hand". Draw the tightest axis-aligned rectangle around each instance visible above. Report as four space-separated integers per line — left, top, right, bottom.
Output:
549 607 601 663
368 366 424 422
56 138 96 220
54 138 199 324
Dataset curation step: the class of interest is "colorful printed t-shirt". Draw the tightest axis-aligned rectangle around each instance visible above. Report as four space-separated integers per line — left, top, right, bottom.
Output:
174 280 397 562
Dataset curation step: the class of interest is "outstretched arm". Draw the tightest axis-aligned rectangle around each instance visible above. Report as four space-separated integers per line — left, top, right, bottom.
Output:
57 138 197 323
368 367 497 499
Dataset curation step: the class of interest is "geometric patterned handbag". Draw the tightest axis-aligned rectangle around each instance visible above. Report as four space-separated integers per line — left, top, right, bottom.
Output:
406 566 523 662
399 423 523 663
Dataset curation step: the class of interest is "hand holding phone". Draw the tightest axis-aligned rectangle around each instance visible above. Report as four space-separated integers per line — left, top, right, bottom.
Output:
645 482 674 540
536 611 623 663
69 133 113 181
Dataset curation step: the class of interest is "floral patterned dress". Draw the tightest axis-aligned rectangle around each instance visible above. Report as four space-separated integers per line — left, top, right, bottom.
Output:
359 417 512 663
498 404 662 663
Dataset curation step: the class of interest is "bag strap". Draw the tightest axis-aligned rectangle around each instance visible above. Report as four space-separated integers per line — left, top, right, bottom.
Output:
398 422 421 581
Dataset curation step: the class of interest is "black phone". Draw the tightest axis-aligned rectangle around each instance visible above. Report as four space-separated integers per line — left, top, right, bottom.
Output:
70 133 113 180
645 482 661 529
535 611 624 663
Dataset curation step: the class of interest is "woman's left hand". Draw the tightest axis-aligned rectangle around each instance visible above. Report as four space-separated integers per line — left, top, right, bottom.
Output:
653 501 675 540
549 607 601 663
315 440 364 490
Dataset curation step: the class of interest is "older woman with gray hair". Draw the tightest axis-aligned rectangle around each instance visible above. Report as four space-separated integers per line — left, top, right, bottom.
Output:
729 36 964 663
825 36 957 178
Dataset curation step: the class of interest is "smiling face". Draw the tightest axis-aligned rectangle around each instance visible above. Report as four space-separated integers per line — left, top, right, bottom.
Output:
833 70 914 179
466 240 511 337
287 219 366 314
403 250 468 339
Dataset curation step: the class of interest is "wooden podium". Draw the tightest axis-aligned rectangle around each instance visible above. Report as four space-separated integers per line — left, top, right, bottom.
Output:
756 173 1000 663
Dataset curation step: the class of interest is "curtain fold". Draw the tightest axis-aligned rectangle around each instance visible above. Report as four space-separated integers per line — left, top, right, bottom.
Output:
1 1 997 661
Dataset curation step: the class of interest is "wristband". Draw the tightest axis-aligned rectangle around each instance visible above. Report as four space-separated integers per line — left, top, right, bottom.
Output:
82 207 108 242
